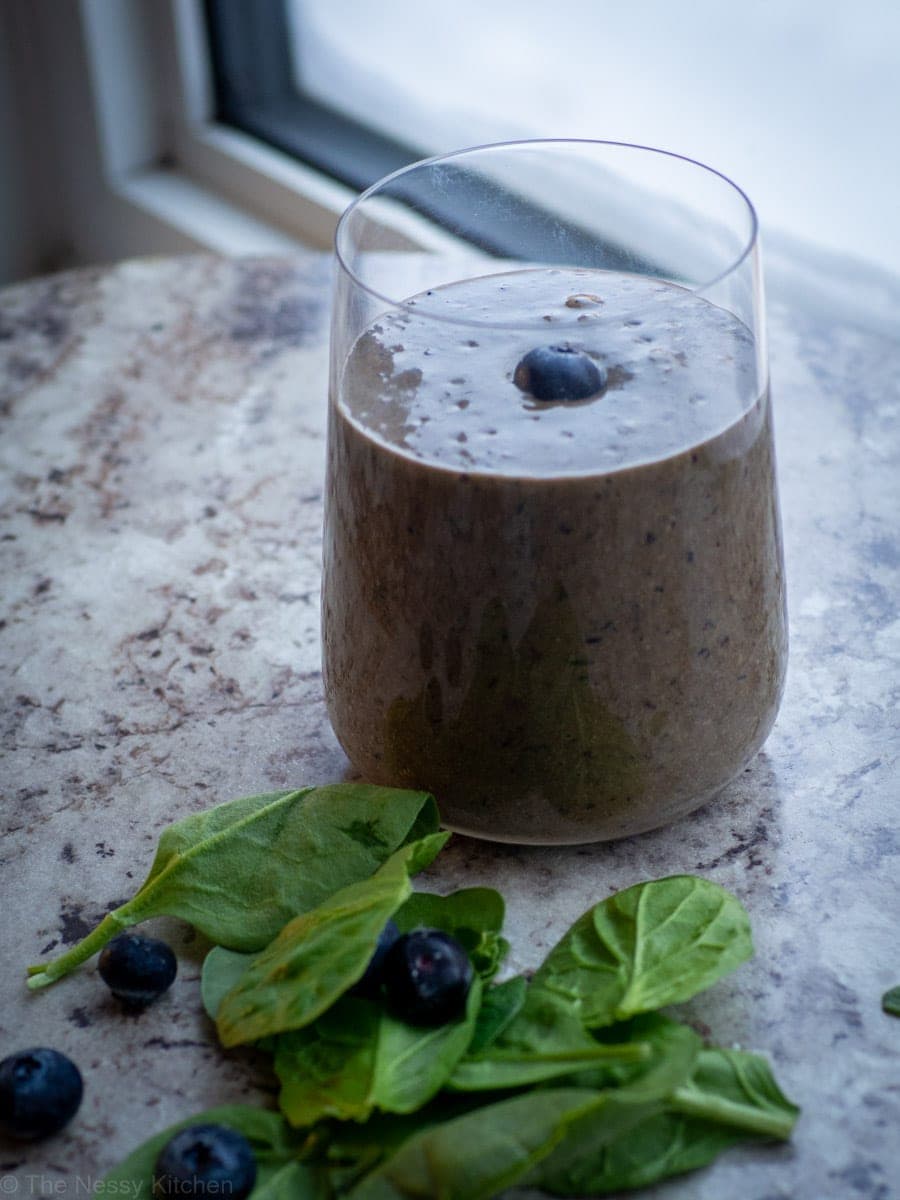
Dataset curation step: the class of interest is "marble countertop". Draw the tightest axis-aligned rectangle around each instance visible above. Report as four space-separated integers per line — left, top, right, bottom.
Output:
1 251 898 1199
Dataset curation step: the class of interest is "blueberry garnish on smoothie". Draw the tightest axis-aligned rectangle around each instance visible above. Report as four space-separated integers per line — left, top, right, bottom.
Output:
513 344 607 402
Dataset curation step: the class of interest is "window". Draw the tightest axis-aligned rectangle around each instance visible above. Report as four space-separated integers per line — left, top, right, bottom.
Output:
205 0 900 276
5 0 899 282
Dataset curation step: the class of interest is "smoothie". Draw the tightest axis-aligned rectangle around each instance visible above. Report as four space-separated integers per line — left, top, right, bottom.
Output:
322 268 786 843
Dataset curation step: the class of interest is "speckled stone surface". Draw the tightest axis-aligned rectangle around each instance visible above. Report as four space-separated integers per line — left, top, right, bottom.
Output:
1 250 898 1198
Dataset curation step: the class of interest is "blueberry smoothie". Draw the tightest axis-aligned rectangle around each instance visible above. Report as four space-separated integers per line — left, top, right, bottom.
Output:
322 268 786 843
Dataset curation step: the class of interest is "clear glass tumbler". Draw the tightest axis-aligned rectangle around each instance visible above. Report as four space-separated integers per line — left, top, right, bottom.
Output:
322 139 786 844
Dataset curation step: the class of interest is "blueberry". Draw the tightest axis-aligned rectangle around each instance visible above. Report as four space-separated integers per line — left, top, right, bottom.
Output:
382 928 473 1026
98 933 177 1006
153 1124 256 1199
349 918 401 999
513 344 607 401
0 1047 83 1140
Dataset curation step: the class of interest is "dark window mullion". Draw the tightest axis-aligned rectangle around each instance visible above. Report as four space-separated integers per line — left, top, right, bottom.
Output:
204 0 417 190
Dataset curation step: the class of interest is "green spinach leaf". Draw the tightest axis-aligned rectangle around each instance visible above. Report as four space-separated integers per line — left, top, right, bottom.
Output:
669 1046 799 1139
520 1014 701 1195
216 833 448 1047
446 1041 649 1092
345 1085 662 1200
201 946 258 1021
394 887 509 980
537 1108 749 1195
275 998 381 1126
394 887 505 934
28 784 440 989
365 974 482 1114
486 982 606 1060
101 1104 310 1191
450 1011 696 1096
321 1096 486 1194
250 1160 332 1199
529 875 753 1026
536 1045 798 1194
882 985 900 1017
275 976 482 1125
466 975 528 1056
570 1013 702 1096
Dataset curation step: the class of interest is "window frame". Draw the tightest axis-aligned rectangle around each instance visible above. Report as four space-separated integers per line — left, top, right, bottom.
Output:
28 0 369 270
199 1 655 269
203 0 419 194
26 1 652 277
162 0 359 249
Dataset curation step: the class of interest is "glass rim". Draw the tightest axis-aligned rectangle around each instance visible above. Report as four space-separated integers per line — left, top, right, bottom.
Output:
334 137 760 329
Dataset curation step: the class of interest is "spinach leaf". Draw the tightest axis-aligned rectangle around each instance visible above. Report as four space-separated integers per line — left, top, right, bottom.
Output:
344 1087 658 1200
529 875 753 1026
519 1013 702 1194
537 1108 749 1195
669 1046 799 1139
466 975 527 1055
275 977 483 1125
101 1104 311 1191
882 985 900 1017
394 887 509 980
250 1160 332 1199
487 982 607 1059
394 887 505 934
201 946 257 1021
447 1041 649 1092
275 998 381 1126
216 833 449 1047
28 784 440 989
535 1046 798 1194
570 1013 702 1097
321 1096 486 1194
367 974 482 1113
450 1011 697 1096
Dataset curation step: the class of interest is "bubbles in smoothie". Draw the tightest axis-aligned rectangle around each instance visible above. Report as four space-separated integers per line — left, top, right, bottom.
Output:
340 267 759 476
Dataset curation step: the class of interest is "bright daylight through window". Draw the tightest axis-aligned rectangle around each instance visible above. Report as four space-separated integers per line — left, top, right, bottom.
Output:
208 0 900 274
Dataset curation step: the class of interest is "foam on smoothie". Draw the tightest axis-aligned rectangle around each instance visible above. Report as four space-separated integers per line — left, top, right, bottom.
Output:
340 268 758 477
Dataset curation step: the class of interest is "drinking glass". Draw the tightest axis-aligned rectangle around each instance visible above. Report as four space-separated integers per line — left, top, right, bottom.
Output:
322 140 786 844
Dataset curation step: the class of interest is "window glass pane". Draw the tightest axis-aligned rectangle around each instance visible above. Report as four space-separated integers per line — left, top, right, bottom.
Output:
285 0 900 272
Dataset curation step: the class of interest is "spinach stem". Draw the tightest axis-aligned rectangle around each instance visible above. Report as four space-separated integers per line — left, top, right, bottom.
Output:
669 1086 796 1139
482 1043 649 1064
26 908 132 989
